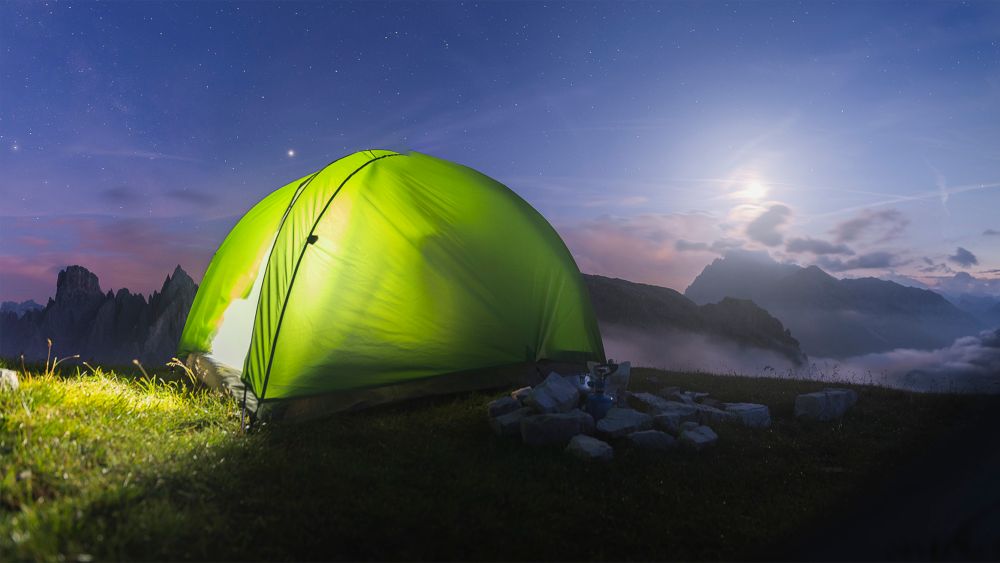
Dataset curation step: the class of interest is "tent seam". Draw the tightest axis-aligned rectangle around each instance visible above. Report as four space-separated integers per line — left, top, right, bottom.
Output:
256 152 404 403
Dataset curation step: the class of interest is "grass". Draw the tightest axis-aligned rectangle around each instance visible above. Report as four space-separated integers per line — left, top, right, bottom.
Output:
1 362 995 561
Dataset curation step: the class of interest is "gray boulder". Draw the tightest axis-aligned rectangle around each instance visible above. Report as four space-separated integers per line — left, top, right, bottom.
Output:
565 434 614 461
652 402 700 434
794 388 858 421
521 409 595 446
490 407 534 437
0 368 19 392
694 403 737 425
626 430 677 451
596 407 653 438
524 372 580 413
723 403 771 428
629 391 673 413
680 425 719 450
681 421 700 432
488 396 522 418
656 386 681 399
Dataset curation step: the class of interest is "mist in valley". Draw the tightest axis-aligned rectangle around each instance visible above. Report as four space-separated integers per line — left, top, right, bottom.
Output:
602 323 1000 394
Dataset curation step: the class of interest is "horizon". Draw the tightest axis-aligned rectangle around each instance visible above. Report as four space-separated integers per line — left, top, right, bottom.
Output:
3 1 1000 302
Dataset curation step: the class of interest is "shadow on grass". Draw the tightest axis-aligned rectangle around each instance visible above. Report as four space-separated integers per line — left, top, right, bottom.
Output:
6 366 997 561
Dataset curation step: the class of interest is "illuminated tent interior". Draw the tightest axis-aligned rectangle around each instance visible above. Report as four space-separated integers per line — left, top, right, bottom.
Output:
178 150 604 419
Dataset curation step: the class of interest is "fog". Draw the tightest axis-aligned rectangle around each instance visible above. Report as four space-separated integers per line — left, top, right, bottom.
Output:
602 324 1000 394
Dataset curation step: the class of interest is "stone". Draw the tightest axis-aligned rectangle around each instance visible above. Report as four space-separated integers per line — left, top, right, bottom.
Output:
656 386 681 399
595 407 653 438
510 387 532 403
626 430 677 451
629 391 673 413
700 397 725 409
794 388 858 421
723 403 771 428
565 434 614 461
488 396 522 418
694 403 737 425
520 409 595 446
681 421 700 432
652 402 700 434
490 407 534 437
680 425 719 450
0 369 19 392
524 372 580 413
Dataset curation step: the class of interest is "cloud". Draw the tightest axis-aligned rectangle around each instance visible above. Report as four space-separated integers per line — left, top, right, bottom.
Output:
100 185 141 203
918 271 1000 297
816 251 906 272
559 213 724 291
164 188 218 206
67 145 201 162
785 237 854 255
832 209 909 243
813 330 1000 394
675 240 709 252
948 247 979 268
984 229 1000 236
745 204 791 247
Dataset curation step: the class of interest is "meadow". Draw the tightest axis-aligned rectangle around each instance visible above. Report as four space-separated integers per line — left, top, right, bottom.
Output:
1 360 993 561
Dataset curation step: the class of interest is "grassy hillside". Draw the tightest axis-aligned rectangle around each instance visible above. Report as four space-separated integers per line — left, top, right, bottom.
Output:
1 362 993 561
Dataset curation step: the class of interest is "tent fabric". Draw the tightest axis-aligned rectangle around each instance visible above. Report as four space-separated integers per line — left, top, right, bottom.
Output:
179 150 604 406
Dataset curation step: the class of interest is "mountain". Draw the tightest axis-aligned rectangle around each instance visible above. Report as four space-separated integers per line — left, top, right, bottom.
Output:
684 252 984 358
0 299 43 318
583 274 806 365
0 265 197 366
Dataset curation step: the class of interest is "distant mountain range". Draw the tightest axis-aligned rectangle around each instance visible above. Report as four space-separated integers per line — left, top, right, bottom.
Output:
685 252 986 358
0 299 42 318
0 265 196 366
583 274 806 365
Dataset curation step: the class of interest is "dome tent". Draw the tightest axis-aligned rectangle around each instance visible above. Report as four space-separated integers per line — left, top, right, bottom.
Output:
179 150 604 419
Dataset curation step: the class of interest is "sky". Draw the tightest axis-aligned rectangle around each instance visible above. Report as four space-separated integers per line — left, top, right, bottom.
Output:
2 1 999 302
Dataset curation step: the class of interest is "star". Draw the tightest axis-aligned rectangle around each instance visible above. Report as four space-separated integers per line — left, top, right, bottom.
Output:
287 149 296 157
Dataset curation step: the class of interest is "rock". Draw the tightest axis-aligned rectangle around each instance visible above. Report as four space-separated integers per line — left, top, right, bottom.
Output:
565 435 614 461
510 386 532 403
490 407 533 437
700 397 725 409
681 421 700 432
521 409 595 446
0 369 19 392
652 402 700 434
626 430 677 451
681 425 719 450
656 386 681 399
694 403 737 425
488 396 522 418
684 391 710 402
629 391 673 413
596 407 653 438
724 403 771 428
794 388 858 421
524 372 580 413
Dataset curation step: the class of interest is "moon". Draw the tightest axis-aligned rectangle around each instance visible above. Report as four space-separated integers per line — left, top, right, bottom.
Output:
287 149 296 157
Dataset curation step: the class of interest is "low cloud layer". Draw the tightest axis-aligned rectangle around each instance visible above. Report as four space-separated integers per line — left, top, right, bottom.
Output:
603 325 1000 395
811 329 1000 394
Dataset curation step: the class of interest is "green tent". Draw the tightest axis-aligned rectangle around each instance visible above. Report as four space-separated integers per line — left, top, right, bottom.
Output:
179 150 604 418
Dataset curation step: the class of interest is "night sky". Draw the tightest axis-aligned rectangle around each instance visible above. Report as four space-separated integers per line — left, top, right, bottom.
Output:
2 1 999 302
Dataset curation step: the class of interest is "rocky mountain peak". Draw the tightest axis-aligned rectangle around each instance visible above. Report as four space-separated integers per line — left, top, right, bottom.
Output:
55 265 103 304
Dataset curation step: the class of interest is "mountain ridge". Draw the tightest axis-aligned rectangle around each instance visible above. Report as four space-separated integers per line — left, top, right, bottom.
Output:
684 253 983 358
